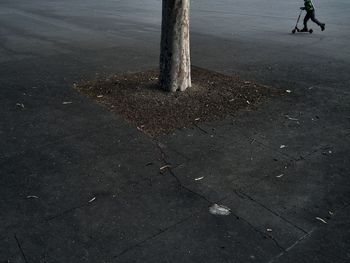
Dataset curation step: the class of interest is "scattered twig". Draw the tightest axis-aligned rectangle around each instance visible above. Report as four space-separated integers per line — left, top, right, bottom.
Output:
285 115 299 121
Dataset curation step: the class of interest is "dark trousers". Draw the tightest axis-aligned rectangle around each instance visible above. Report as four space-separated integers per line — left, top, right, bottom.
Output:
304 10 322 28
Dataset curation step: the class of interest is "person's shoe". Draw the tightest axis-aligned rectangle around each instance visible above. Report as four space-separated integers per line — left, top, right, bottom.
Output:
321 23 325 31
300 27 309 32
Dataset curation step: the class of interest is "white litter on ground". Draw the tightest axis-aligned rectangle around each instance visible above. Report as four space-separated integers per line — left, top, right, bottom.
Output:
209 204 231 216
280 145 287 149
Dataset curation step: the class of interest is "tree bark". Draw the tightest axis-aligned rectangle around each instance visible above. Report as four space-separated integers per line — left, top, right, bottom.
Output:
159 0 191 92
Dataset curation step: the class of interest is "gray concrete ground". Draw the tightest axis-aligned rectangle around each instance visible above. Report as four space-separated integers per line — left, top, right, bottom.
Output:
1 0 350 262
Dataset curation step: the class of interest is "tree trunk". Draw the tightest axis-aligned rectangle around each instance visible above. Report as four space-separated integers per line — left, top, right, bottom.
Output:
159 0 191 92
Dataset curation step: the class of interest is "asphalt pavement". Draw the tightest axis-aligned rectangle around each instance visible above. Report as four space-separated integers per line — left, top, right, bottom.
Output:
1 0 349 262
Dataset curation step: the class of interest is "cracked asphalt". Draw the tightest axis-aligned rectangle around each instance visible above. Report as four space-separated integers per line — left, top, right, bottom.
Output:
1 0 350 262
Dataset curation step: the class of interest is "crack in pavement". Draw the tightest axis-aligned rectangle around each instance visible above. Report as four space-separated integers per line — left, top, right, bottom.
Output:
154 140 214 204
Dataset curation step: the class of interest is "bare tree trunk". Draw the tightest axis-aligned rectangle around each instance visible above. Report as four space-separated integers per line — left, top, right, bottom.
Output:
159 0 191 92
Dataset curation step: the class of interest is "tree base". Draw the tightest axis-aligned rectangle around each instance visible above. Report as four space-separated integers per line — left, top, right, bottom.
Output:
76 67 282 136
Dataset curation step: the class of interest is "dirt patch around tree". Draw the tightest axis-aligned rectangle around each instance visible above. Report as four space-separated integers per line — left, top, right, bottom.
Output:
75 67 283 137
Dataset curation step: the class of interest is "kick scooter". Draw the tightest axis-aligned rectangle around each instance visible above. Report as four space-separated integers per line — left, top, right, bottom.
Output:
292 10 313 34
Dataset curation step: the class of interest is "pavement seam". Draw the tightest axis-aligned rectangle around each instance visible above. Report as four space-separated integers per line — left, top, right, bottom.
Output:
154 139 288 253
247 137 297 161
112 214 194 259
195 119 298 161
193 122 209 134
267 227 316 263
295 144 331 161
233 190 309 235
45 203 90 222
0 122 124 162
229 209 286 252
14 233 29 263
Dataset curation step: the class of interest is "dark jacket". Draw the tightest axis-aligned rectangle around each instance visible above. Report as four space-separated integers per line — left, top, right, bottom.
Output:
304 0 314 12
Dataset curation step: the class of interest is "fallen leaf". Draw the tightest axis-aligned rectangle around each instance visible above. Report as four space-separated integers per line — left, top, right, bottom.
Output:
315 217 327 224
88 197 96 203
62 101 72 105
26 195 39 199
160 165 171 171
280 145 287 149
16 103 25 109
276 174 284 178
195 177 204 181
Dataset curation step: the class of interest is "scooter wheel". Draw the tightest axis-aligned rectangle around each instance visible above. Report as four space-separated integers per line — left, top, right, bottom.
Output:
309 29 313 34
292 29 296 34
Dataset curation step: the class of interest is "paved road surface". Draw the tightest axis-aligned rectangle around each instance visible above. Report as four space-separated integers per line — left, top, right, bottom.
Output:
1 1 349 262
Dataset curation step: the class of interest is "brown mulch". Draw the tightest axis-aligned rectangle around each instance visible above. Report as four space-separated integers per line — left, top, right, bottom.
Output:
75 67 283 137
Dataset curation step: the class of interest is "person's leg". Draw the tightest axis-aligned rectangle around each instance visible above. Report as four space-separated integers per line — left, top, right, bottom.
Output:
310 10 326 31
310 10 321 26
302 12 311 31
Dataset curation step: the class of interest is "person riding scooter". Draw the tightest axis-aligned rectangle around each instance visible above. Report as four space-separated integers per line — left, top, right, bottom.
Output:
300 0 325 31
